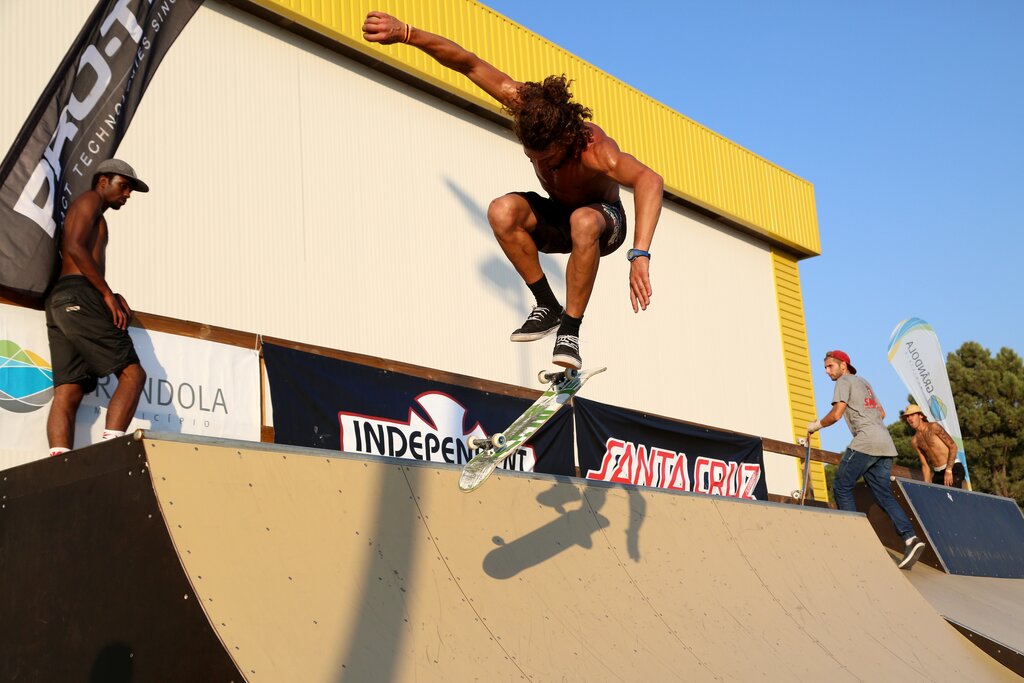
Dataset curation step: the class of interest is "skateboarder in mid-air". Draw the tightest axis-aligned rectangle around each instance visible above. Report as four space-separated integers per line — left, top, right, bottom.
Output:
363 12 664 370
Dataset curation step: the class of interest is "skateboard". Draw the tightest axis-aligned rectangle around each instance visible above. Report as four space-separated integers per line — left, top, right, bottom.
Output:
458 366 606 492
791 438 812 504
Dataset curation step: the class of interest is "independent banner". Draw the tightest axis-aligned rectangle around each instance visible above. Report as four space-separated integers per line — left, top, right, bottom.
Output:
262 343 575 474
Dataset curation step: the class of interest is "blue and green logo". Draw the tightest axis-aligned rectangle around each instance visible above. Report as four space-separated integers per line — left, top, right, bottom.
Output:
928 395 947 422
0 339 54 413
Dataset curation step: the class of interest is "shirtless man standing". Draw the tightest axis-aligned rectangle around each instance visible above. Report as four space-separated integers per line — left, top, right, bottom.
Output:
362 12 664 369
44 158 148 457
901 404 965 488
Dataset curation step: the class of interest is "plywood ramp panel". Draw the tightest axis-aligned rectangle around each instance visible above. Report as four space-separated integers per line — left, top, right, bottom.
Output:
145 436 1014 681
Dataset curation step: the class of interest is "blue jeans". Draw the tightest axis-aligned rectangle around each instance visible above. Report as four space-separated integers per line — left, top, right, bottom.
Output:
833 448 915 541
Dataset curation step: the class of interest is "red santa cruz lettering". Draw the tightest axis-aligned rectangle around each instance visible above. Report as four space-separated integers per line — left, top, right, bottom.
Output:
586 437 761 499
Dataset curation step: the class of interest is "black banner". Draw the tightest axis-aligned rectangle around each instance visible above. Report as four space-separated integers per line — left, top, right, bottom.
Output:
575 397 768 500
0 0 204 296
262 343 575 474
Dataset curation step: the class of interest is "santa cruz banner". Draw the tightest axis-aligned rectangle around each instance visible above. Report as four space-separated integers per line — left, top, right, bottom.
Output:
575 397 768 500
262 343 574 474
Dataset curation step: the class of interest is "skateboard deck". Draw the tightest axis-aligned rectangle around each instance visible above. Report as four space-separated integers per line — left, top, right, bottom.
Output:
458 366 606 492
792 439 812 504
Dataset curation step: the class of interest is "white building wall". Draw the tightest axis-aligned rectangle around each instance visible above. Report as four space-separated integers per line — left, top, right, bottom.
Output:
1 0 795 444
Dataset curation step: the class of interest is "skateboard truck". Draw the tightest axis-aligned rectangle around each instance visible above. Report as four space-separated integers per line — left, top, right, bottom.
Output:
467 433 507 451
537 368 578 384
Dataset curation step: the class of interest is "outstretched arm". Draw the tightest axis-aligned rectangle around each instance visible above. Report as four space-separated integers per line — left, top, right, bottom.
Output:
586 138 664 312
807 401 847 434
363 12 522 109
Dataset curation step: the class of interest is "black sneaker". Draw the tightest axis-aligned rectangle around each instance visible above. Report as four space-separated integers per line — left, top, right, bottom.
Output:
510 305 563 342
898 536 926 570
552 334 582 369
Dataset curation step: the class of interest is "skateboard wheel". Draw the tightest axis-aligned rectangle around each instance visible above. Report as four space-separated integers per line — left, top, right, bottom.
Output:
491 433 507 449
791 489 801 499
538 370 553 384
467 436 483 450
564 368 579 380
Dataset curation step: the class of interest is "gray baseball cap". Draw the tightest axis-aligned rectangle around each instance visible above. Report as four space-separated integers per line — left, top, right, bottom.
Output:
93 158 149 192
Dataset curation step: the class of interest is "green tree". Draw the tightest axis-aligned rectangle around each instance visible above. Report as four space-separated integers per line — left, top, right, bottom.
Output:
887 342 1024 504
947 342 1024 504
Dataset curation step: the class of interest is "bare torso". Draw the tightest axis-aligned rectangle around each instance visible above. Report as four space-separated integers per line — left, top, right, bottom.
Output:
59 190 108 279
530 123 621 206
912 423 956 468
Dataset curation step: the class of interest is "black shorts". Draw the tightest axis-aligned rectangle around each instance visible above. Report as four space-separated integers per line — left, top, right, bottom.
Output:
512 191 627 256
45 276 139 392
931 462 966 488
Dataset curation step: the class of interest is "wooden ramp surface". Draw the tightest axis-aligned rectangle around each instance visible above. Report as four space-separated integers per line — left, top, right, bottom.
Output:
2 433 1017 682
903 560 1024 676
147 435 1013 682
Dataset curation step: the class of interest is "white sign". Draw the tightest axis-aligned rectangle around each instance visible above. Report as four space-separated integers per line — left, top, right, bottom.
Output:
887 317 970 481
0 303 260 469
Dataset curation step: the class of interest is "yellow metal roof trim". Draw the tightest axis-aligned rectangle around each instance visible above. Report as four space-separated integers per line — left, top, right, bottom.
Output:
239 0 820 255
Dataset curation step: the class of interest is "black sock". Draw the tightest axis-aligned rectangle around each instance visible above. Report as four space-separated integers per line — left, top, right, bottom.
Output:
559 312 583 336
527 276 561 311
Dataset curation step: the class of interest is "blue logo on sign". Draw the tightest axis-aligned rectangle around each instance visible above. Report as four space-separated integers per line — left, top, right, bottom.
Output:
0 339 54 413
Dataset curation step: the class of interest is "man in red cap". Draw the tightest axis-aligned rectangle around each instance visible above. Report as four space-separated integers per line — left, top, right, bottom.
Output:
807 350 926 569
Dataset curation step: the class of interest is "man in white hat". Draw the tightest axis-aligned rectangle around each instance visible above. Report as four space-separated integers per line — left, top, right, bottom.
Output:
901 404 965 488
44 159 149 457
807 350 926 569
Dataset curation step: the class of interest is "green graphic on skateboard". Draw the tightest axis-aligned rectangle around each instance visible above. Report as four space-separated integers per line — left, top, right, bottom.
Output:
459 366 606 492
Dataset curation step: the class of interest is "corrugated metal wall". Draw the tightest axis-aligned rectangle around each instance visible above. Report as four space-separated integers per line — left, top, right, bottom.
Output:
771 248 828 499
0 0 812 455
240 0 821 256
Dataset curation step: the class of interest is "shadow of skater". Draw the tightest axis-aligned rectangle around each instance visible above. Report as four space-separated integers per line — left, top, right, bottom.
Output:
444 176 567 304
89 642 133 683
483 484 610 579
78 327 178 442
444 176 568 384
625 486 646 561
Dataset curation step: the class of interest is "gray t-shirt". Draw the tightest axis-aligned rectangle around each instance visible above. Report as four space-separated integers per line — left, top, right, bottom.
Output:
832 374 898 457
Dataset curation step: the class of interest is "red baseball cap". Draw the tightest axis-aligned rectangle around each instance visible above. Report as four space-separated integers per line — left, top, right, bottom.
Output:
825 350 857 374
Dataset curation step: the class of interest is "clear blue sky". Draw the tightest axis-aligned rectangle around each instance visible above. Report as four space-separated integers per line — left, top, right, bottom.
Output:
484 0 1023 451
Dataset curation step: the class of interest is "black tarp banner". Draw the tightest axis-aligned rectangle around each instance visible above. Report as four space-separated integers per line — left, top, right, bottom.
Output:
0 0 204 296
575 397 768 500
262 343 575 474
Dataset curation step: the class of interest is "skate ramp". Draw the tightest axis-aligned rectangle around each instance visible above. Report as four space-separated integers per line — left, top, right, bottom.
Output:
1 433 1016 681
904 561 1024 676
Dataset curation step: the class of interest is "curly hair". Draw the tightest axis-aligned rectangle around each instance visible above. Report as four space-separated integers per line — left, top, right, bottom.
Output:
508 75 593 163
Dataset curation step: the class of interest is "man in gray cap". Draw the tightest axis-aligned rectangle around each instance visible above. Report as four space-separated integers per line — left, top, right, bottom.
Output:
44 159 149 457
